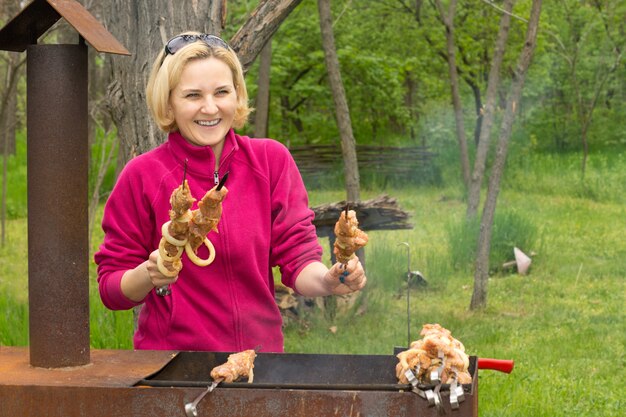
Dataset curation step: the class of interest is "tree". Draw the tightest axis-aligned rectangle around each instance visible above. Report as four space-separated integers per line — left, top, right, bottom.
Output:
102 0 304 163
466 0 515 218
316 0 363 320
470 0 542 310
0 0 27 247
557 0 623 178
253 40 272 138
317 0 360 202
388 0 526 191
0 51 24 246
433 0 470 187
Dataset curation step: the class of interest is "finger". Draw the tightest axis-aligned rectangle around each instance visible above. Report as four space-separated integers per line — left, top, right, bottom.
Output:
343 265 366 289
343 271 361 288
146 252 178 285
347 255 360 270
350 274 367 290
343 261 363 280
329 262 346 283
339 269 350 284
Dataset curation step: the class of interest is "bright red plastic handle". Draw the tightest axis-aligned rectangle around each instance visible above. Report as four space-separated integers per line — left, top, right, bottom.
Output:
477 358 515 373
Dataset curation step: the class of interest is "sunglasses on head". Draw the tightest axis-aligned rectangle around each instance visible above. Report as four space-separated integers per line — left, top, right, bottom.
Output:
164 34 230 56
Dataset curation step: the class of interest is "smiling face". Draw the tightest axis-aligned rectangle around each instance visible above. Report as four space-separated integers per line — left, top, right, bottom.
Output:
169 57 238 154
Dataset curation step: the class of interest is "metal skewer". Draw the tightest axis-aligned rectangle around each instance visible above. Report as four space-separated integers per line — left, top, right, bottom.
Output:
216 171 229 191
398 242 412 347
156 159 189 297
339 203 350 284
184 380 220 417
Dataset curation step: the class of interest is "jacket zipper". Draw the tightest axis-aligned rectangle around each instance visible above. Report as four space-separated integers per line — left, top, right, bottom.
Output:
215 138 236 186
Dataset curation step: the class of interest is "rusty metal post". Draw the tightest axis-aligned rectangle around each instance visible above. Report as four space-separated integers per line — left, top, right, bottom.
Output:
27 43 90 367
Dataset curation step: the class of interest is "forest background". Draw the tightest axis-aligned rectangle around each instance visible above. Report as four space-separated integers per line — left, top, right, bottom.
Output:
0 1 624 416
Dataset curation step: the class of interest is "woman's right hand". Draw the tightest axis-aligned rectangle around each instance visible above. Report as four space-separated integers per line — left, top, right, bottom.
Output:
121 249 178 302
146 249 179 288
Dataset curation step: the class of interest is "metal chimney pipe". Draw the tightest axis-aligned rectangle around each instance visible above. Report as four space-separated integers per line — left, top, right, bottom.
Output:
26 43 90 367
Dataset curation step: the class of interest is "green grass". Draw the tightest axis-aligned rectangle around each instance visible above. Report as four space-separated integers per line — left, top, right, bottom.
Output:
1 131 28 219
284 185 625 416
1 150 624 416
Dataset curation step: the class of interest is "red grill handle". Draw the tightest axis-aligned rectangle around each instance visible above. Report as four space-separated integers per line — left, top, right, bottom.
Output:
477 358 514 373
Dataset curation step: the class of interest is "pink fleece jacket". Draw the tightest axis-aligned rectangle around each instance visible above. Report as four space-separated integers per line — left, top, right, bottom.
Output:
94 130 322 352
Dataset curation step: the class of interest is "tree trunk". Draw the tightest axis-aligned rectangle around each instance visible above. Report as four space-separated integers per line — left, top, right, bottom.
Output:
102 0 303 164
1 2 27 246
403 71 418 142
317 0 363 320
4 77 16 155
1 122 6 246
0 51 24 247
470 0 542 310
466 0 515 219
317 0 360 202
230 0 304 73
434 0 470 188
104 0 210 163
573 52 622 180
254 39 272 138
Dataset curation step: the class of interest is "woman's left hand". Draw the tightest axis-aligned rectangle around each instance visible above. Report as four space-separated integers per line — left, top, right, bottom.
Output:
325 256 367 295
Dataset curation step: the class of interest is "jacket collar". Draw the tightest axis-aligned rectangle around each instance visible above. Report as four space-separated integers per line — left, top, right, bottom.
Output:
167 129 238 180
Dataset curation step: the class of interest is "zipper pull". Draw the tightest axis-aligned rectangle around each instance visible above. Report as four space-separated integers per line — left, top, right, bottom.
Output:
213 171 219 186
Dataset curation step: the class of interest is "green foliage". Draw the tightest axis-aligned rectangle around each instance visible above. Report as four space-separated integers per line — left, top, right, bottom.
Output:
90 298 134 349
2 131 27 219
446 209 538 274
523 0 626 152
242 0 550 151
0 295 27 345
446 214 480 271
358 164 444 189
88 125 119 203
0 125 118 222
247 0 443 147
236 0 626 192
88 206 134 349
505 145 626 205
0 216 28 345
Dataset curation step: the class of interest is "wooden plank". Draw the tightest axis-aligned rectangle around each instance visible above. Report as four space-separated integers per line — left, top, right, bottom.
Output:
0 0 130 55
47 0 130 55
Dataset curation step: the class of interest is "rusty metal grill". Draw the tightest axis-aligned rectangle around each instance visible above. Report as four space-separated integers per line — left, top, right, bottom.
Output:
1 339 478 416
131 351 478 417
139 351 475 392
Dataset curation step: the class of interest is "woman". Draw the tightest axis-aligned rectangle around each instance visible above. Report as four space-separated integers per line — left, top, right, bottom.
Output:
94 32 367 352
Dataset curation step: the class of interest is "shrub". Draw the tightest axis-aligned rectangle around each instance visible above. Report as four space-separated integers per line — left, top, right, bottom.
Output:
447 209 538 273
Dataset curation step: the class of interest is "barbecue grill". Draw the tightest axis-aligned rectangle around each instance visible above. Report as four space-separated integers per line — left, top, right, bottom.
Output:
141 351 479 416
0 347 478 416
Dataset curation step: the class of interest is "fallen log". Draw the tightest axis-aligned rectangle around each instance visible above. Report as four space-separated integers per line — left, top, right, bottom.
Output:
311 193 413 236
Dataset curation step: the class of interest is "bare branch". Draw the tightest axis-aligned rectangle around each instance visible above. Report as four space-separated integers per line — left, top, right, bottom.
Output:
480 0 527 23
334 0 353 26
230 0 305 72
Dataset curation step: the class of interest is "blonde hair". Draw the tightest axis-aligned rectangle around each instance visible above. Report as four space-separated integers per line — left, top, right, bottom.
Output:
146 32 251 132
